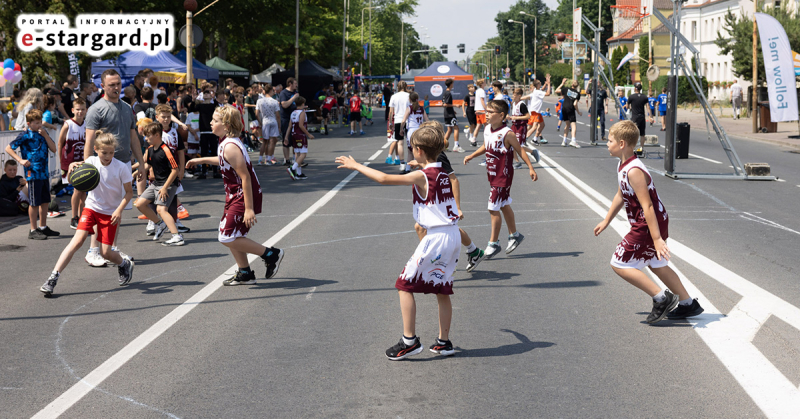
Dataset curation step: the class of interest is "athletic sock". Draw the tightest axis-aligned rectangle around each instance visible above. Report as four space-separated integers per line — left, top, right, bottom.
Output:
510 231 519 238
437 338 448 344
466 242 477 253
261 247 277 260
239 267 253 275
679 298 693 306
292 162 299 171
488 241 499 246
454 141 460 148
52 270 60 277
402 335 417 346
653 289 667 303
38 226 47 230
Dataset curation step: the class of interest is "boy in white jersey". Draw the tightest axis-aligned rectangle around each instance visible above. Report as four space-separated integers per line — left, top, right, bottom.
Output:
521 75 551 145
285 96 314 180
400 92 428 173
58 98 87 229
40 132 134 296
594 121 704 323
464 100 538 259
185 101 201 159
336 125 460 360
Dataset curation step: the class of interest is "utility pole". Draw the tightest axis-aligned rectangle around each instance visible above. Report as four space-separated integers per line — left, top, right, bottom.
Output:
341 0 348 76
295 0 300 84
752 0 758 133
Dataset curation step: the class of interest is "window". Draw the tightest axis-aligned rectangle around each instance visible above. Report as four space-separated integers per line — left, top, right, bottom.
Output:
692 21 697 41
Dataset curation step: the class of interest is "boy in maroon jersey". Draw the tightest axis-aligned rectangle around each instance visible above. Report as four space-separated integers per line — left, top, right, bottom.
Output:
336 125 459 360
594 121 703 323
186 106 284 285
464 100 537 259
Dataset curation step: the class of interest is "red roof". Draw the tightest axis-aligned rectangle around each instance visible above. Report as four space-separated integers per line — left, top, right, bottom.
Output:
607 16 644 42
614 0 640 7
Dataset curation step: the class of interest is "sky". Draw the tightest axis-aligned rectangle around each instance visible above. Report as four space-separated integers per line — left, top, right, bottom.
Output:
410 0 560 68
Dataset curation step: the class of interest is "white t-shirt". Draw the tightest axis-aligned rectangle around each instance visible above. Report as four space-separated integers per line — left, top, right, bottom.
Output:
84 155 133 215
186 112 200 144
389 91 410 124
14 104 34 131
475 88 487 112
529 90 546 113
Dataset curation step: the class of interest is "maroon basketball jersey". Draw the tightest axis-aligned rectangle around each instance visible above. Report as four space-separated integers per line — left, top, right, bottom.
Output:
412 162 459 229
218 136 263 214
483 125 514 187
618 155 668 244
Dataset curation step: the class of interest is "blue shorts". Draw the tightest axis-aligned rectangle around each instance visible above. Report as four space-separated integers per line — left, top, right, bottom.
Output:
649 107 655 116
28 179 51 207
659 109 667 116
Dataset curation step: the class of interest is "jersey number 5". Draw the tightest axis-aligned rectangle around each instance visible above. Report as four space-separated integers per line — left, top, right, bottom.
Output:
446 205 457 219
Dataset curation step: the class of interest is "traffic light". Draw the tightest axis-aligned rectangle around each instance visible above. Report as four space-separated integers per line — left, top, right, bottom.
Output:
458 43 465 53
527 68 532 78
494 45 501 55
441 44 448 54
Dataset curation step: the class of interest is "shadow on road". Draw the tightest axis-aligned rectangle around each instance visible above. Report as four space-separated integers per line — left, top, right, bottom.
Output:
507 251 583 259
134 253 228 265
416 329 555 360
249 277 338 290
519 280 603 289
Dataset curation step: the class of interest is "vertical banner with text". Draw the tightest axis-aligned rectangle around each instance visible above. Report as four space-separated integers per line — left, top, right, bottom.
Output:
68 53 80 84
754 13 798 122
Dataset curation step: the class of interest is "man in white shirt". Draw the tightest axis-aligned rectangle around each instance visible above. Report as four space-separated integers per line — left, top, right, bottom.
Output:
522 74 551 145
471 79 488 142
730 79 743 120
386 81 410 169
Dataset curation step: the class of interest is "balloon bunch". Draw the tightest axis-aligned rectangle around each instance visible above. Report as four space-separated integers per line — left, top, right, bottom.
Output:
1 59 23 88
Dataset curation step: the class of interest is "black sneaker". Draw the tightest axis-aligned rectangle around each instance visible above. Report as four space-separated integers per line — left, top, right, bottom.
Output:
646 290 679 324
300 162 308 168
296 173 308 180
262 248 284 279
667 299 705 320
429 339 455 356
28 229 47 240
118 257 134 286
40 226 60 237
287 167 298 180
385 337 423 360
70 217 79 230
222 269 257 286
40 272 59 297
282 161 292 167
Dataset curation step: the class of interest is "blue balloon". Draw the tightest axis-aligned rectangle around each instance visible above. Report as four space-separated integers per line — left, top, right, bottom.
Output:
3 59 14 69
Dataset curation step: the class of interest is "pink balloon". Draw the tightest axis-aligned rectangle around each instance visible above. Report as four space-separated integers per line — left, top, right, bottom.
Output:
0 77 6 88
2 68 12 80
11 71 22 84
13 63 20 71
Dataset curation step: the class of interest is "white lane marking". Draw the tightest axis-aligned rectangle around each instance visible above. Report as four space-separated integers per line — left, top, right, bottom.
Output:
688 153 723 164
739 212 800 236
368 149 383 161
382 141 391 149
775 178 786 182
539 151 800 418
306 287 317 300
33 166 368 419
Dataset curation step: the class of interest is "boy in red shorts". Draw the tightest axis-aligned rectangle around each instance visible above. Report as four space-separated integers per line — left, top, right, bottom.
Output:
594 121 704 323
40 132 134 296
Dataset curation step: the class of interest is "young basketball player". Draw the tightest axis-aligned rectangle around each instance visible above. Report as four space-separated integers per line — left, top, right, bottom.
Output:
463 100 538 259
58 98 87 230
336 124 460 360
285 96 314 180
186 105 284 285
594 121 704 323
509 88 532 167
40 132 134 296
400 91 428 173
408 121 486 272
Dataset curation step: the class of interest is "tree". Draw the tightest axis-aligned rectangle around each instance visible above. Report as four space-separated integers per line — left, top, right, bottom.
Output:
552 0 614 56
715 4 800 83
638 35 649 88
493 0 556 82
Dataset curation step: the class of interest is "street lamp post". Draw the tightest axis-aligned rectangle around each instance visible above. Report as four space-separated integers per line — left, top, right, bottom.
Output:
341 0 348 76
184 0 220 87
508 20 525 82
361 5 378 78
519 11 538 79
400 20 417 74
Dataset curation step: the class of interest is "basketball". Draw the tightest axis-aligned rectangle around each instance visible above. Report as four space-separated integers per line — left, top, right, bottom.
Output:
69 163 100 192
556 33 567 42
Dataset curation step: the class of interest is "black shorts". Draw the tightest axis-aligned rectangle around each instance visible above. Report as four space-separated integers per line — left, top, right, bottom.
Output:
393 123 404 141
562 109 577 123
28 179 51 207
445 116 458 127
466 110 477 126
350 112 362 122
633 116 646 136
280 120 292 148
200 133 218 157
322 108 330 119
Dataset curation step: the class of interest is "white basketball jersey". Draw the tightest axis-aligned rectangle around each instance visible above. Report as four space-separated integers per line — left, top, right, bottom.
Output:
162 123 181 154
407 105 425 130
412 162 459 229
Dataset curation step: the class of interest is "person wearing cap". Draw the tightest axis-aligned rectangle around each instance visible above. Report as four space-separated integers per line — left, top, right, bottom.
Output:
626 83 650 151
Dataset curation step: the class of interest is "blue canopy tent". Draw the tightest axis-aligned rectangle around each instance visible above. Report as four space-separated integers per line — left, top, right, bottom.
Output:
90 50 219 87
173 50 220 82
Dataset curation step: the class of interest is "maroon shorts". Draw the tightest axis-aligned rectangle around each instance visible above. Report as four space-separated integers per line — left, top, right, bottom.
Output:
78 208 118 245
218 211 250 243
511 123 527 145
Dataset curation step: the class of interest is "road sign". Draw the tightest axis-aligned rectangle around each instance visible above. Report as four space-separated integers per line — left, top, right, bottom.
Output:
576 59 582 65
179 25 203 48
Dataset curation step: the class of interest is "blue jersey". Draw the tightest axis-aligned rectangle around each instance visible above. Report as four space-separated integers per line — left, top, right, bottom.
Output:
618 97 628 119
658 94 668 111
9 130 50 181
648 97 657 109
487 87 495 101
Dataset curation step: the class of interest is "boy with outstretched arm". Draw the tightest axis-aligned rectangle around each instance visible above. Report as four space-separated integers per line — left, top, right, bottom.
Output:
336 125 459 360
463 100 537 259
594 121 704 323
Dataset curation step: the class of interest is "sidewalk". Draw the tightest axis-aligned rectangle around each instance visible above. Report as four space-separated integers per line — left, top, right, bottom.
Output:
675 106 800 150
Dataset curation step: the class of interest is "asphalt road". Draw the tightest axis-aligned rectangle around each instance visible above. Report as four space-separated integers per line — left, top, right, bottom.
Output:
1 103 798 418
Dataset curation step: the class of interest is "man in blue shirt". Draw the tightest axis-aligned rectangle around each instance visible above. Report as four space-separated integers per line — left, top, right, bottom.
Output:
658 87 669 131
5 108 59 240
647 90 658 126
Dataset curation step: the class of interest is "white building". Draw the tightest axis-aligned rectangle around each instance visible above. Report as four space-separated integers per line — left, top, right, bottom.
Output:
679 0 755 100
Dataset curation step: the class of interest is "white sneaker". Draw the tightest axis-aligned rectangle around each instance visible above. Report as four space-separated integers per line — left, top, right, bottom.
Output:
452 147 465 153
85 248 107 267
153 221 168 241
146 220 156 236
183 172 194 179
162 234 185 246
569 139 581 149
561 138 568 147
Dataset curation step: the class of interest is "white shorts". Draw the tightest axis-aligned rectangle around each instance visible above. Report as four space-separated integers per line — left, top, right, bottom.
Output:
610 236 670 270
249 120 260 129
488 186 512 211
262 121 280 138
294 147 308 154
395 225 460 295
